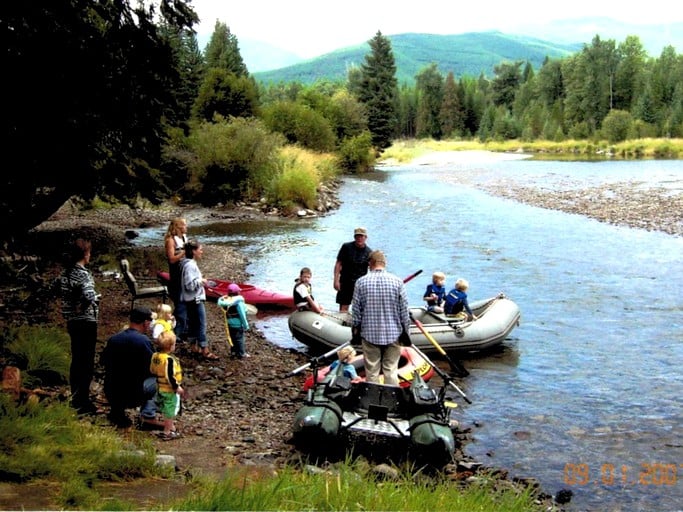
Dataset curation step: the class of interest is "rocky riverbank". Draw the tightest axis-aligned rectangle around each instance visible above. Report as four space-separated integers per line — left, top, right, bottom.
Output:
6 150 679 508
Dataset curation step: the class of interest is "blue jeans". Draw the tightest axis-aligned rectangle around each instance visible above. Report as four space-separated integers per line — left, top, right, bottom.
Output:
140 377 158 419
173 300 187 341
230 326 246 357
186 300 208 349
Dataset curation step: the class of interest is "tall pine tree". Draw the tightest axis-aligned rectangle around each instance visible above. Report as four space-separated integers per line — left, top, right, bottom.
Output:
354 31 398 150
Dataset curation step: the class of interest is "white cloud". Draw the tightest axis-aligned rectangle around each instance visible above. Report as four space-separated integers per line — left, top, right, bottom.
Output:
190 0 683 58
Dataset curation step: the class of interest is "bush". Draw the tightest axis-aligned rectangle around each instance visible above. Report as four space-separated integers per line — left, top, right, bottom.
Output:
337 132 375 173
262 101 336 152
187 117 284 204
601 109 633 143
267 147 321 210
3 325 71 387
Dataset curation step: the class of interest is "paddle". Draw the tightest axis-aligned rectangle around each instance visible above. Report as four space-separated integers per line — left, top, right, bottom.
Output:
410 344 472 404
403 269 423 284
410 313 470 378
285 341 351 378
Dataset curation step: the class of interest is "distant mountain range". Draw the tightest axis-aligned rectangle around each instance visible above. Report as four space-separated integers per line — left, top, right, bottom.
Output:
232 17 683 84
251 32 581 84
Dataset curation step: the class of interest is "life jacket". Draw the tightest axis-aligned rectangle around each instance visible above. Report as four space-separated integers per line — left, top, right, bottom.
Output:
444 290 465 315
424 283 446 307
293 280 315 311
150 352 182 393
152 318 173 333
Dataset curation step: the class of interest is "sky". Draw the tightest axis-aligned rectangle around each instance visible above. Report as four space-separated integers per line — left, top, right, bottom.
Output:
190 0 683 58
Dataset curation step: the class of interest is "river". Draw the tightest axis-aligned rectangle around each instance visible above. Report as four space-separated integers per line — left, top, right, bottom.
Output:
137 153 683 511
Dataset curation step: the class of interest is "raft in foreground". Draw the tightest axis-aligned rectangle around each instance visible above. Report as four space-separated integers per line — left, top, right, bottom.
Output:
293 365 456 467
289 294 521 354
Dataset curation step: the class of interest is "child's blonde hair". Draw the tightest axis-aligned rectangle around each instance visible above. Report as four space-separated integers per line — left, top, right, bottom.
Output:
455 278 469 291
155 303 173 320
157 330 177 352
432 271 445 283
338 346 356 363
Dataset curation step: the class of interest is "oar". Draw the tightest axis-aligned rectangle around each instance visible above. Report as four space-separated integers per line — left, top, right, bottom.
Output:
285 341 351 377
410 344 472 404
403 269 423 284
410 313 470 377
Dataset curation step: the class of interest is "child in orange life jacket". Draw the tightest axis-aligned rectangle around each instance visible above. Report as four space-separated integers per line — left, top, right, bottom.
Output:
217 284 250 359
151 303 176 343
150 331 184 440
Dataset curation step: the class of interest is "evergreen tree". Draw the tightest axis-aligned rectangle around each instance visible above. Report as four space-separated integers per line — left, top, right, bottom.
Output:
440 72 465 137
614 36 646 112
491 61 523 109
4 0 197 241
161 25 205 123
204 20 248 76
415 64 444 139
355 31 398 150
396 83 418 138
193 68 259 121
536 58 564 107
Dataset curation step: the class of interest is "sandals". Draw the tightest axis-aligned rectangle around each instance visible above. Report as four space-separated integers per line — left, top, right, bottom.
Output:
188 345 219 360
156 431 181 441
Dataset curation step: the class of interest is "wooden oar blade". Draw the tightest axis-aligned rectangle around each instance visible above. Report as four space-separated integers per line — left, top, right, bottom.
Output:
411 314 469 378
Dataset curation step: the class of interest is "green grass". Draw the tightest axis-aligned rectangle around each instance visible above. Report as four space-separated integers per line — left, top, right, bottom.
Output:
2 325 71 388
170 461 545 511
0 392 167 509
0 388 548 511
380 137 683 163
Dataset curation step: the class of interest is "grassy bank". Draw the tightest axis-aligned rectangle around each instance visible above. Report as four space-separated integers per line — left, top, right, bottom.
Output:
380 137 683 163
1 324 550 511
0 388 550 510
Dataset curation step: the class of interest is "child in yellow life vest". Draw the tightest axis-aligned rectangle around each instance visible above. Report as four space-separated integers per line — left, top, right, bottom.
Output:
151 303 176 343
150 331 184 440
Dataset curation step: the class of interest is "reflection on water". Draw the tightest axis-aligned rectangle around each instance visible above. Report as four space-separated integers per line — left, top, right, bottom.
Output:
135 158 683 511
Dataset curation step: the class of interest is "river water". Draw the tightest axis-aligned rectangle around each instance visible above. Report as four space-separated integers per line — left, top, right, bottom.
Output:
137 154 683 511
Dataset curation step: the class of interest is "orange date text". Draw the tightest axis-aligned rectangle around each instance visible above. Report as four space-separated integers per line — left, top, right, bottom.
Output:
563 463 680 487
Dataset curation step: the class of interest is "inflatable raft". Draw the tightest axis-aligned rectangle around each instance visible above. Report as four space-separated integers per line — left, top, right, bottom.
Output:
288 294 520 354
293 364 457 467
302 346 435 390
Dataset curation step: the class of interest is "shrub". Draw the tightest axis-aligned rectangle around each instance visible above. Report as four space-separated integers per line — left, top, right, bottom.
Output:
337 132 375 173
187 117 284 204
262 101 336 152
268 147 320 209
3 325 71 387
601 109 633 143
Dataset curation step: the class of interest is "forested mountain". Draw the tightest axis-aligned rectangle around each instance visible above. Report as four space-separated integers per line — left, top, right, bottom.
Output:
253 32 581 84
